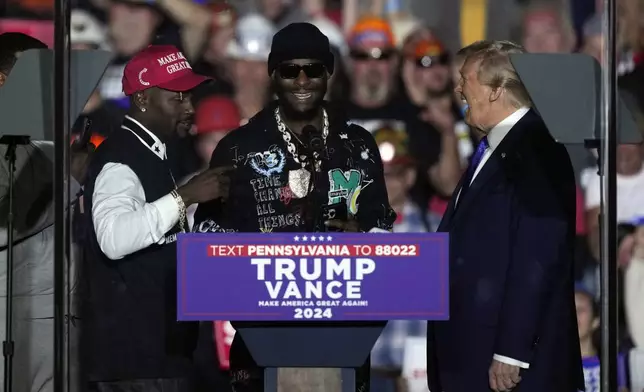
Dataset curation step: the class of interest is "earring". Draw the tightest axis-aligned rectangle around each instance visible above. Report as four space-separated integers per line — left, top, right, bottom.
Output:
141 107 146 112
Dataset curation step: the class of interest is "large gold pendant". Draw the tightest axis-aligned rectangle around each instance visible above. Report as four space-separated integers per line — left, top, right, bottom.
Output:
288 168 311 198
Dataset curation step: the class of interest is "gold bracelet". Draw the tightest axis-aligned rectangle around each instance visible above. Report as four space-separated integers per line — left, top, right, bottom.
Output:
171 190 186 233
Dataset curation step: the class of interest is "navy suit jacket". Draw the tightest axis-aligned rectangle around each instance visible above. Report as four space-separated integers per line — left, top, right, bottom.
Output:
427 110 584 392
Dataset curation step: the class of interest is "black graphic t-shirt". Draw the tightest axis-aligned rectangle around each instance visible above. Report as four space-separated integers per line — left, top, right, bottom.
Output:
193 102 396 234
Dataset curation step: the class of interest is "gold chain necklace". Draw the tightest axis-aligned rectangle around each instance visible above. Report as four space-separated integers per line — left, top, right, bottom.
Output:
274 108 329 198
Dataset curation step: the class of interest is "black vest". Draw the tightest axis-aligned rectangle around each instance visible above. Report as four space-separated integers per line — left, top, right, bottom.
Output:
81 116 197 381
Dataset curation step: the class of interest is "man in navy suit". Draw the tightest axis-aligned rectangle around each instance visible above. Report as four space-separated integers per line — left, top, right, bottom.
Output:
427 40 584 392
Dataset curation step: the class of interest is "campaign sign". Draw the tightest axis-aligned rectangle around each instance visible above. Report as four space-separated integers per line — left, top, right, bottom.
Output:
177 233 448 321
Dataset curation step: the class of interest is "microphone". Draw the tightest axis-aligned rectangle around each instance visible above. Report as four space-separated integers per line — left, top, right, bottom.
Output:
300 125 326 231
302 125 324 157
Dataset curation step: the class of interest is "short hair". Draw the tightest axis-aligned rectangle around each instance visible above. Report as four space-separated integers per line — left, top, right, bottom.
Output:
0 32 47 75
455 40 494 64
464 40 533 109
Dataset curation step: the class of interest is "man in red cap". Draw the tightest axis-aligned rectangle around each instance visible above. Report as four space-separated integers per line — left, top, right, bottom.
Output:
81 45 232 392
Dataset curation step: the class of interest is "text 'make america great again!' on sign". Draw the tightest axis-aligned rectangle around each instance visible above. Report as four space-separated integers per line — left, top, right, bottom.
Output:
178 233 449 321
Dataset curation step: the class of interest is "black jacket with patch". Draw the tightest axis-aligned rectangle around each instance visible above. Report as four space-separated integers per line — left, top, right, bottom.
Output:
193 101 396 234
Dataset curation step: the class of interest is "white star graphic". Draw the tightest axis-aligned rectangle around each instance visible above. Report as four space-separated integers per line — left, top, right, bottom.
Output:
294 236 300 241
326 236 333 241
318 236 324 241
302 236 308 241
340 133 348 139
310 236 316 242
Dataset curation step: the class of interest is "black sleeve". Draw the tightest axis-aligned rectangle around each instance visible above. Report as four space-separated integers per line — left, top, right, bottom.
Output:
351 125 397 232
192 134 237 233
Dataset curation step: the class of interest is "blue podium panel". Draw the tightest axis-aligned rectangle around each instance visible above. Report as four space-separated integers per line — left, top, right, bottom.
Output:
177 233 449 322
239 326 384 368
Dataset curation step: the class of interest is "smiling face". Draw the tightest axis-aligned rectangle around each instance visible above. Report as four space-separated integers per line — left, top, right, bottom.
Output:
454 57 495 131
273 58 328 114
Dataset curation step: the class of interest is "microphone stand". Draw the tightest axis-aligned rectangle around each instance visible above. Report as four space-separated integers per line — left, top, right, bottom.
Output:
0 134 31 392
307 159 319 232
302 128 325 232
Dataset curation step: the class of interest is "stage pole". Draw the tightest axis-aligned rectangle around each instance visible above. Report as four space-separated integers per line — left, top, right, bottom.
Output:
600 0 618 390
53 0 71 390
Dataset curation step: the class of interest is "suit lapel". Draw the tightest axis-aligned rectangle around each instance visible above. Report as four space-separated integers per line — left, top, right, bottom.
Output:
436 171 468 232
441 109 538 230
449 150 503 227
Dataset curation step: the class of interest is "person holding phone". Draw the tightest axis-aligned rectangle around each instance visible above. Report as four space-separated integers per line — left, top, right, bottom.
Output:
192 23 395 392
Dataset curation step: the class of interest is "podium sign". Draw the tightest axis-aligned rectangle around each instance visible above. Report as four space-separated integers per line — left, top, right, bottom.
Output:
177 233 449 321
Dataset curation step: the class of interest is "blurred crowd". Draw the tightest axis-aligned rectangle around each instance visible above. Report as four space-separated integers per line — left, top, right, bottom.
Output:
2 0 644 391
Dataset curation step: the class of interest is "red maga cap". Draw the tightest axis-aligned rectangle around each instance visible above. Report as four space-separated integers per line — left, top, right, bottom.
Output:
196 96 242 134
122 45 210 96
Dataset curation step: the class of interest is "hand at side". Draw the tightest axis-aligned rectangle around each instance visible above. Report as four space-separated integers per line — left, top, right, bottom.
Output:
489 359 521 392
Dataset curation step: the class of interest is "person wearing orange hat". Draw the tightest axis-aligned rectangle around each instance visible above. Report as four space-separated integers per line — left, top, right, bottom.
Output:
346 16 398 108
403 36 451 105
400 35 467 175
344 17 462 220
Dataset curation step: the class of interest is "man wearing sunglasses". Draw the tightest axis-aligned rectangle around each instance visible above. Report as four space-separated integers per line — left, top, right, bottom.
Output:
345 16 399 110
192 22 396 392
405 37 452 106
344 18 461 229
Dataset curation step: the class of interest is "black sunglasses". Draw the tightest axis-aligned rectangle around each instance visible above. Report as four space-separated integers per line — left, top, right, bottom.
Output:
278 63 326 79
349 49 395 61
415 53 450 68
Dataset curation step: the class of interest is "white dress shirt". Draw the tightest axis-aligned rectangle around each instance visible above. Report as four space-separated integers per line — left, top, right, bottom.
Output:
92 116 181 260
457 107 532 369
